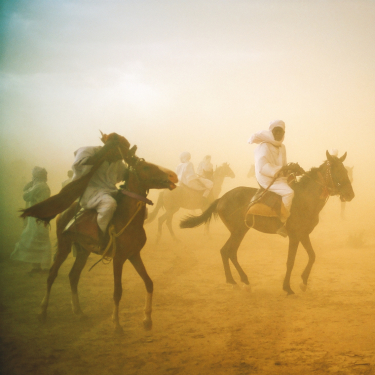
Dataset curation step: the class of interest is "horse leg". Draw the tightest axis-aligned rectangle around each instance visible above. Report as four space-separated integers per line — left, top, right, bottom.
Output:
220 230 248 285
283 236 299 295
300 234 316 291
39 238 71 323
69 243 90 317
129 252 153 330
112 256 125 334
165 212 180 242
228 230 250 287
157 212 168 243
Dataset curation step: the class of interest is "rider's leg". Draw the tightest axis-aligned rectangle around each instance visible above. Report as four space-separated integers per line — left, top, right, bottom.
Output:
96 195 117 235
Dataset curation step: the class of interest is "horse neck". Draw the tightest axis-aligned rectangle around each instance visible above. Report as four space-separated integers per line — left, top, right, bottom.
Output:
116 173 147 225
213 168 226 187
294 164 330 215
211 169 226 199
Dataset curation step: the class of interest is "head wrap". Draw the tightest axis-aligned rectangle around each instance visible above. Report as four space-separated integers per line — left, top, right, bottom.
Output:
180 152 191 163
269 120 285 131
329 149 338 157
32 166 47 181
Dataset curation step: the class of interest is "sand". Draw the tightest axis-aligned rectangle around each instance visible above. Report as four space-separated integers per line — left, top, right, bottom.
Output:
1 199 374 375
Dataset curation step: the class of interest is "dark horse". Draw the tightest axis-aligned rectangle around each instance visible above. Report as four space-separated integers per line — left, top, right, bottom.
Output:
39 154 178 333
180 151 354 295
146 162 235 241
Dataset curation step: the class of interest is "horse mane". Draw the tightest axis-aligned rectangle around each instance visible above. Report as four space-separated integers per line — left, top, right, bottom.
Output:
293 165 322 190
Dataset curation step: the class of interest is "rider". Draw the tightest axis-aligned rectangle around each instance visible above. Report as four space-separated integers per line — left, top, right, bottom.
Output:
71 132 130 240
248 120 294 237
197 155 214 181
176 152 213 202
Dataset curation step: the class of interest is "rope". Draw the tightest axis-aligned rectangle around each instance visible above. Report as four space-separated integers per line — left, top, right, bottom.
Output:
88 201 145 271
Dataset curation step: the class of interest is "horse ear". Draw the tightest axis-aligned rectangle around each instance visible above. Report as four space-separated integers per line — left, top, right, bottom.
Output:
129 145 137 155
326 150 334 162
339 152 347 163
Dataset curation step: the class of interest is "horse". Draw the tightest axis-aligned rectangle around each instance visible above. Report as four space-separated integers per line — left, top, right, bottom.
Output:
145 162 235 242
341 166 354 219
39 153 178 333
180 151 354 295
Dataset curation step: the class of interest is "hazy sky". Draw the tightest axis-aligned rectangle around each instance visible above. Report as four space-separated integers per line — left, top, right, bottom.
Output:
1 0 374 198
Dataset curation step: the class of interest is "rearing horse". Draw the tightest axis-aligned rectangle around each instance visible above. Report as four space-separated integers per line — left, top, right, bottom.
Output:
146 162 235 241
180 151 354 295
39 154 178 333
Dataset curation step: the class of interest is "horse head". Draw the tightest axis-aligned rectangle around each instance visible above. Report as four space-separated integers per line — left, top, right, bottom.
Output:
214 162 235 179
126 151 178 191
325 150 355 202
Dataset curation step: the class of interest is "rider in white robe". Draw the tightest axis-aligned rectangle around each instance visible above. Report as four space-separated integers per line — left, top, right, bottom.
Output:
11 167 52 271
197 155 214 181
248 120 294 222
176 152 213 198
72 146 127 233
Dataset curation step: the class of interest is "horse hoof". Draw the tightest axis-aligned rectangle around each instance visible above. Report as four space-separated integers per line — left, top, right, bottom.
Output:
38 312 47 324
300 283 307 292
242 284 251 292
143 319 152 331
232 284 240 290
114 325 124 335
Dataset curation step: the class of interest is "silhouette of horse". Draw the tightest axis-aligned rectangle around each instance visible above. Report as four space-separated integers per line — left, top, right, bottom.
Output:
180 151 354 295
146 163 235 242
39 153 178 333
341 166 354 219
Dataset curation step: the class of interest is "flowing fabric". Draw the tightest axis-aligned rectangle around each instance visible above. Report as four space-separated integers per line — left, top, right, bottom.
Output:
20 154 107 223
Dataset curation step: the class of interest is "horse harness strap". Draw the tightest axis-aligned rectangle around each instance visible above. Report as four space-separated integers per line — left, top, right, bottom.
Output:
89 201 145 271
121 189 154 205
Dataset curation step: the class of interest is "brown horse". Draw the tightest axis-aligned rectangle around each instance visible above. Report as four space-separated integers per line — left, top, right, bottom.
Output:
39 155 178 333
146 162 235 241
180 151 354 295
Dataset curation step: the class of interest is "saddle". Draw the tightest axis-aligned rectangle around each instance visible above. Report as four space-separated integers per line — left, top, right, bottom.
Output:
63 209 108 255
246 188 289 223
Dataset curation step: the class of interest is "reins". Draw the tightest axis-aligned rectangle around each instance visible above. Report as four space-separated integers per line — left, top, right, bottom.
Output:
89 200 146 271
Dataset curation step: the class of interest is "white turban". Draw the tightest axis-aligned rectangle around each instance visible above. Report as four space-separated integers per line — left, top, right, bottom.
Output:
269 120 285 131
329 149 338 157
180 152 191 163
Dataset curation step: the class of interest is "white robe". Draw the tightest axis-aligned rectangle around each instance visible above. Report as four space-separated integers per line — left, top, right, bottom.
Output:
248 130 294 216
11 181 52 268
176 161 213 198
72 146 127 231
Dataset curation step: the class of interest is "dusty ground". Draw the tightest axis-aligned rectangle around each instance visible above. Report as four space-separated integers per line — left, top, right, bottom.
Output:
1 198 374 375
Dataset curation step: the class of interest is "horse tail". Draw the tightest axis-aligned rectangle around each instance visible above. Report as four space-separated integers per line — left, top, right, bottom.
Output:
145 191 164 224
180 199 219 228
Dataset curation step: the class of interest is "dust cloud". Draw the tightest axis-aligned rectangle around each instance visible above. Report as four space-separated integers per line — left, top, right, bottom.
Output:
0 1 375 374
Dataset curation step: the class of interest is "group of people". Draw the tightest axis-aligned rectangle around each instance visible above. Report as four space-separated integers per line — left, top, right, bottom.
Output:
11 122 352 272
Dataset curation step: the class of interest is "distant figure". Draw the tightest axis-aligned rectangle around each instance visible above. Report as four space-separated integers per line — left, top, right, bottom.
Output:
197 155 214 181
329 149 354 219
176 152 213 203
11 167 52 273
62 169 73 188
247 164 255 178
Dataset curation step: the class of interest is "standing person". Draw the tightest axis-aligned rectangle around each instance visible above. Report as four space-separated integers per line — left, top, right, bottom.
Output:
11 167 52 273
197 155 214 181
248 120 294 236
176 152 213 203
62 170 73 188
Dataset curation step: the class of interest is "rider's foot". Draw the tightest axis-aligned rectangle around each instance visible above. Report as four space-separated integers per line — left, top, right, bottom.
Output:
276 225 288 238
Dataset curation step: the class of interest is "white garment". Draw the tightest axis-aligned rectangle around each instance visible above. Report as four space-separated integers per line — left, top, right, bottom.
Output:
197 157 213 180
11 180 52 268
72 146 127 232
248 129 294 215
176 161 213 198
